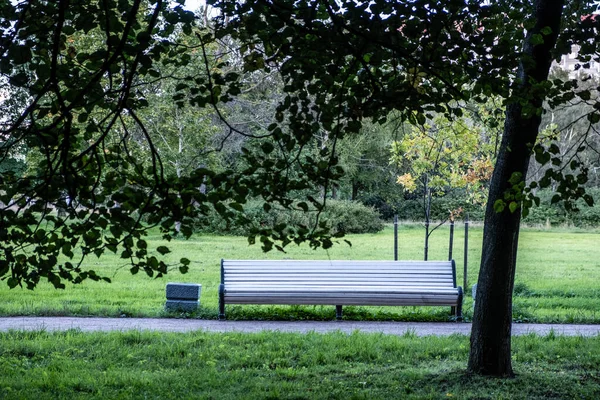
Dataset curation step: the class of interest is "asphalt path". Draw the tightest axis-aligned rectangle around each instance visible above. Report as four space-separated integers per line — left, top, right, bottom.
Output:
1 317 600 337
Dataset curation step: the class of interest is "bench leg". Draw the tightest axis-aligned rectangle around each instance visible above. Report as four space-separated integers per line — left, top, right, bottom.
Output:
336 305 343 320
218 284 225 320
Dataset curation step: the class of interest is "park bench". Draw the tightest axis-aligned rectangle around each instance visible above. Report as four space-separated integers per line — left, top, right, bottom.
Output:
218 259 463 321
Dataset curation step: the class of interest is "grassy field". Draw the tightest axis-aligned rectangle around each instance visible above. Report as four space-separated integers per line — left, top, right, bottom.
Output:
1 329 599 399
1 223 600 322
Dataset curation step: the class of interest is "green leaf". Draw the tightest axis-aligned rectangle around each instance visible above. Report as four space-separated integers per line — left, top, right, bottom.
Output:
588 113 600 124
229 202 244 212
508 201 518 213
261 142 274 154
530 34 544 45
297 202 308 212
157 246 170 255
493 200 505 213
7 277 19 288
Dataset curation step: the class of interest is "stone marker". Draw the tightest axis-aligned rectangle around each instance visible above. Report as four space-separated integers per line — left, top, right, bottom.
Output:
165 283 201 312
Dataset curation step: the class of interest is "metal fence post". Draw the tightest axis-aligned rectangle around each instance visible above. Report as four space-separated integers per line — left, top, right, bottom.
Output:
394 214 398 261
448 219 454 261
464 214 469 290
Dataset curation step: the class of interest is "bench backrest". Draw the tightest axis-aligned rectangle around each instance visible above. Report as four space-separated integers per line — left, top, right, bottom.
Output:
221 259 457 289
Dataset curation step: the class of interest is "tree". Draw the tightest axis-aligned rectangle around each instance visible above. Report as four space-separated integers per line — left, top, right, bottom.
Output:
204 0 600 377
390 112 496 260
0 0 345 290
467 1 566 376
336 118 400 205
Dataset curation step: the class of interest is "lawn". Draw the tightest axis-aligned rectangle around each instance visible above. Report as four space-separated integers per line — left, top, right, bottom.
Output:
1 329 599 399
1 223 600 323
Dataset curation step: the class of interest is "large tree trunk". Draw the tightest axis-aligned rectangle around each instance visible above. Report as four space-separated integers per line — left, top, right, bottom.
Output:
468 0 564 376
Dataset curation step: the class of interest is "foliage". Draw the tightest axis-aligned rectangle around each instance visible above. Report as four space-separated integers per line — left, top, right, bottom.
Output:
0 1 206 289
390 111 497 207
523 188 600 227
396 191 486 222
193 199 384 236
335 118 401 202
0 1 336 289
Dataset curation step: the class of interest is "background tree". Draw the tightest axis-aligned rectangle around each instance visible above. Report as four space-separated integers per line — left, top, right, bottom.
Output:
390 112 496 260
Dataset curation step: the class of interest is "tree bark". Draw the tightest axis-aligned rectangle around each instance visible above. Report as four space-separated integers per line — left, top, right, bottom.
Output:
468 0 564 376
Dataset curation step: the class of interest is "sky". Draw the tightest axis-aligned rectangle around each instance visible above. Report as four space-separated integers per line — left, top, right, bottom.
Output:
181 0 205 12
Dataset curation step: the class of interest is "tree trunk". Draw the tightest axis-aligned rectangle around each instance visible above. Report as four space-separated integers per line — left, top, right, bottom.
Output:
351 181 359 200
468 0 564 377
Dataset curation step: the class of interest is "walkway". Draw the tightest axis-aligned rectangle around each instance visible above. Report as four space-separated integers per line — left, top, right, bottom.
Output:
1 317 600 336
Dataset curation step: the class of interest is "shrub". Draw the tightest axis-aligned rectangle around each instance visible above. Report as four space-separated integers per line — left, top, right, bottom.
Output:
522 188 600 228
394 194 485 222
362 195 396 220
193 199 384 236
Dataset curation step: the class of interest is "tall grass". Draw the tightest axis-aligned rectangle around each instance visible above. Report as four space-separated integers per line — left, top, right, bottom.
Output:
1 224 600 322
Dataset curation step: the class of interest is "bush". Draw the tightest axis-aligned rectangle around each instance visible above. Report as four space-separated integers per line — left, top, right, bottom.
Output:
522 188 600 228
193 199 384 236
362 195 396 220
393 193 485 222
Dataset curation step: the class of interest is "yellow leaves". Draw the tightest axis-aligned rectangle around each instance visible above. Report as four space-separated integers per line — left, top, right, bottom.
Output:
449 207 463 222
464 157 494 183
396 173 417 192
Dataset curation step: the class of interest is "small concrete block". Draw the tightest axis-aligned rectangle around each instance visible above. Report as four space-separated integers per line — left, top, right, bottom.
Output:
166 283 201 300
165 300 199 312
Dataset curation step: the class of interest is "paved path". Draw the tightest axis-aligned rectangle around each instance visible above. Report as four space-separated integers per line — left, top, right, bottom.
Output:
1 317 600 336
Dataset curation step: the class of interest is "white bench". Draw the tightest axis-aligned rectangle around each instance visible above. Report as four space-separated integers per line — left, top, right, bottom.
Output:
218 259 463 321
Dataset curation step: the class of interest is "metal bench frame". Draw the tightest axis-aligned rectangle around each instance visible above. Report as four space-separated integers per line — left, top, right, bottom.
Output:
218 259 463 321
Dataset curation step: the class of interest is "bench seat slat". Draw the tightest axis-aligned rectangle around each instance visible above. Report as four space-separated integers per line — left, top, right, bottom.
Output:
225 286 459 292
224 267 452 271
225 279 455 284
225 271 452 280
225 283 455 288
226 297 460 306
224 260 451 265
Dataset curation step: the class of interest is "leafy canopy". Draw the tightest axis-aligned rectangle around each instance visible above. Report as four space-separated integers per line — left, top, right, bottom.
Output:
2 0 599 289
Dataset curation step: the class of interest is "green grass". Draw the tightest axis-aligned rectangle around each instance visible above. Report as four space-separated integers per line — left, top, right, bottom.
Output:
2 224 600 322
0 329 599 399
